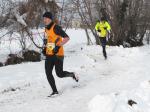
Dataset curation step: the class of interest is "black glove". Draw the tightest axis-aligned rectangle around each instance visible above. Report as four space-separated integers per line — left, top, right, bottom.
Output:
53 46 60 54
104 27 107 30
42 47 46 56
98 29 101 32
43 39 47 45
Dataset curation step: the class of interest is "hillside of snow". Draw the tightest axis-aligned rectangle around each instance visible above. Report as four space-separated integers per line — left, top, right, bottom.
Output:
0 29 150 112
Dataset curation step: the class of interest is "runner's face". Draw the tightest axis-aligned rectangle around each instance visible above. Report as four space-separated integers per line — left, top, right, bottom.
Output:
43 17 52 25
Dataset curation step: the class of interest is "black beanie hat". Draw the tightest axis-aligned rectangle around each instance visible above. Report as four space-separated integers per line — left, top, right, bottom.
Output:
101 17 106 21
43 12 53 20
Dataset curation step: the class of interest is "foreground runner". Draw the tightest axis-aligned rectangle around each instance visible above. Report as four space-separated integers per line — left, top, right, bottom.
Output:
42 12 79 97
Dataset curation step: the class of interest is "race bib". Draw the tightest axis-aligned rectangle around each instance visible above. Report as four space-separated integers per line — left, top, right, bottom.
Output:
47 43 55 51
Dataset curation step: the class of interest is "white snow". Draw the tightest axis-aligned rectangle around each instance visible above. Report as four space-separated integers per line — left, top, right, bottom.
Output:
14 12 27 27
88 81 150 112
0 29 150 112
89 95 114 112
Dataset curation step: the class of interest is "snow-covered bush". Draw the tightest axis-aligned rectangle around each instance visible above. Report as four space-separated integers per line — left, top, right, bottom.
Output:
0 0 60 52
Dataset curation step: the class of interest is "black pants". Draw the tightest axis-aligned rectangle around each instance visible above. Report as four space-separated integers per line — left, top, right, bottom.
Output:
45 56 74 92
99 37 107 58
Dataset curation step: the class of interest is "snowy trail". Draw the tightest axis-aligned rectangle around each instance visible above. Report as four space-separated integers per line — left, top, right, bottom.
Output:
0 45 150 112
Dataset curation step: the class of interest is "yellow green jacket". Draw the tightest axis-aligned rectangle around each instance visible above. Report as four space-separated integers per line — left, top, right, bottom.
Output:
95 21 111 37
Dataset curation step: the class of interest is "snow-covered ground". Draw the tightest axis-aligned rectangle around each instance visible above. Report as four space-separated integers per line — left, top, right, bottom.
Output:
0 29 150 112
